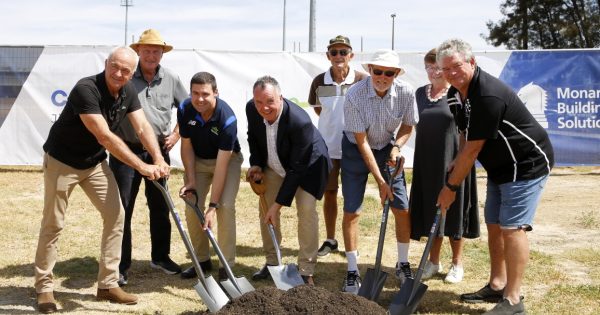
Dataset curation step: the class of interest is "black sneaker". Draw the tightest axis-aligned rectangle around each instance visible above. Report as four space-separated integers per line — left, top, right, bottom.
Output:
181 260 213 279
461 283 505 304
483 298 526 315
252 264 272 281
150 257 182 275
342 270 361 295
317 239 338 257
117 272 128 287
395 262 413 285
218 268 228 282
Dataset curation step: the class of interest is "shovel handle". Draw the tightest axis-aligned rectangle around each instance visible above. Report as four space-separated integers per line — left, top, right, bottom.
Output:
267 223 283 265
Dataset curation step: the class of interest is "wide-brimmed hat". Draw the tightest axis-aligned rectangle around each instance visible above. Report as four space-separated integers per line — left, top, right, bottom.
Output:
327 35 352 49
362 49 405 76
130 29 173 53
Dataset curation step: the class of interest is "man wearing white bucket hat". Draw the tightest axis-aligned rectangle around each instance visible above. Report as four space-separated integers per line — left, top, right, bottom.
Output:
110 29 188 286
341 49 418 294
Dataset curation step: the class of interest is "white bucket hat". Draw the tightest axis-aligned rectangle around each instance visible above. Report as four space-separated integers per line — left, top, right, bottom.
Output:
362 49 405 76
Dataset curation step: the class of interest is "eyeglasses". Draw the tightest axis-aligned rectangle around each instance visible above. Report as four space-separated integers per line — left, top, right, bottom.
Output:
425 65 442 73
328 49 350 57
371 68 397 77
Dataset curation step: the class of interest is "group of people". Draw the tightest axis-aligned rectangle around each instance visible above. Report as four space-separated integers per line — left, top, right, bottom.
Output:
33 28 553 315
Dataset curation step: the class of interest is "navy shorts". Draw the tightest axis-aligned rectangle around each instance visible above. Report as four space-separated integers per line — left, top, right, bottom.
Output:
341 134 409 213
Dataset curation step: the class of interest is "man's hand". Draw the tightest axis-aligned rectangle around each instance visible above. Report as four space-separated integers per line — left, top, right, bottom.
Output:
436 186 456 216
263 203 281 226
138 163 163 180
246 166 263 182
203 208 217 230
156 159 170 178
378 181 394 206
163 132 180 153
179 183 196 197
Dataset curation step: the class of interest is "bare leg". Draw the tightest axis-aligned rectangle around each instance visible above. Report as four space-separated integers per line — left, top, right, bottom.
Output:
342 212 360 251
428 237 444 265
502 229 529 304
391 208 411 243
323 190 338 240
487 223 507 290
449 237 464 266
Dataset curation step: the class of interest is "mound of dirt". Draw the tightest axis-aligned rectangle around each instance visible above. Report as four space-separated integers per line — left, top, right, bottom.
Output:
200 285 387 315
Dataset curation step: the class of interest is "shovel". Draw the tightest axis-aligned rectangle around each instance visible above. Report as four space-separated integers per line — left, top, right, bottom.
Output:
358 156 404 301
249 180 304 290
181 190 255 299
388 207 446 315
151 181 228 313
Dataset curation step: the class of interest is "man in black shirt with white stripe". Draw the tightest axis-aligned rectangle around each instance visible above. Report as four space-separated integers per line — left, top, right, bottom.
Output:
436 39 554 315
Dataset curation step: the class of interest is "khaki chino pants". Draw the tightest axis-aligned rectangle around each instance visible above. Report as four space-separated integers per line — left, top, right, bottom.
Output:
185 153 243 266
260 167 319 276
35 153 124 293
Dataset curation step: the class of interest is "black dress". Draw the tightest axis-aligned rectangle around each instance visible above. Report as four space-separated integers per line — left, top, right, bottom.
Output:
409 85 480 240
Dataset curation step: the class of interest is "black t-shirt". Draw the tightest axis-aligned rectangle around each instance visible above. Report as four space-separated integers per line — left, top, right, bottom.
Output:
43 72 141 169
177 97 240 159
448 67 554 184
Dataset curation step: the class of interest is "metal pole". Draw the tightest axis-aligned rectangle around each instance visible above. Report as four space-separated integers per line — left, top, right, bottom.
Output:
308 0 316 52
282 0 287 51
391 13 396 50
121 0 134 46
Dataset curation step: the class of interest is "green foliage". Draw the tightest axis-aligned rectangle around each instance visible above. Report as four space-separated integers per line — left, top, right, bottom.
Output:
484 0 600 49
576 209 600 228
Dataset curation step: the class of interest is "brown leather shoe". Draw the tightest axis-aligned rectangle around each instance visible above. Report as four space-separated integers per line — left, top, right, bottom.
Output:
301 275 315 286
97 287 138 305
37 292 57 314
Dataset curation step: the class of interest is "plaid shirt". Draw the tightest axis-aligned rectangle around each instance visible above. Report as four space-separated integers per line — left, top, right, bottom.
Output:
344 77 418 150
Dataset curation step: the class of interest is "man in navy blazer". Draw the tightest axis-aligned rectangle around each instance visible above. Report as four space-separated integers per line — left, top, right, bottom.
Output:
246 75 331 285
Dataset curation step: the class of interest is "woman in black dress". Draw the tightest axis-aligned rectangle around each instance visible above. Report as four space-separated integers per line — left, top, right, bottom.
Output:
409 48 479 283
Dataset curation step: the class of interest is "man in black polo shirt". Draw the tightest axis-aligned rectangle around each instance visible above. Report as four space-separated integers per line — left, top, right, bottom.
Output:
436 39 554 315
34 46 169 313
177 72 243 281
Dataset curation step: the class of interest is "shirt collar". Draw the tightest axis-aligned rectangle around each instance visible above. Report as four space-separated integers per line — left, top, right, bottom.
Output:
366 77 397 99
324 64 356 85
133 64 163 83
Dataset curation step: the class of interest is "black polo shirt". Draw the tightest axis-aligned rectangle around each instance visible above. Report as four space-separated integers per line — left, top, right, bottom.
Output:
177 97 240 159
43 72 141 169
447 67 554 184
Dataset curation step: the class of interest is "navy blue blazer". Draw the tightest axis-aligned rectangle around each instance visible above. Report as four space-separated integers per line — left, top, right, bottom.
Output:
246 98 331 206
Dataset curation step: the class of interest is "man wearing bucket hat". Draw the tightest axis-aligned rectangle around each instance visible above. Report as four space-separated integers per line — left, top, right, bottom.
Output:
110 29 188 286
341 49 418 294
308 35 367 258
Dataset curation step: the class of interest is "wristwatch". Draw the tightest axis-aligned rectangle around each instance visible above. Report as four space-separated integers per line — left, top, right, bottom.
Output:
445 178 460 192
208 202 220 209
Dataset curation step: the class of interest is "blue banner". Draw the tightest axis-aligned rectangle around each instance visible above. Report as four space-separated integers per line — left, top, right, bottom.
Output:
500 50 600 165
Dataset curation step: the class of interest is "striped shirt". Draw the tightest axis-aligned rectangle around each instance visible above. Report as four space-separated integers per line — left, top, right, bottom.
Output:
344 77 419 150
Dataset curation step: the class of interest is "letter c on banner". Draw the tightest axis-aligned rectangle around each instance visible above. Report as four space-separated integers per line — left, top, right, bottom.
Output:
51 90 67 106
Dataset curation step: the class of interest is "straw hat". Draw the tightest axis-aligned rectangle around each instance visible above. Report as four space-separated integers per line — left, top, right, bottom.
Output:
362 49 405 76
130 29 173 53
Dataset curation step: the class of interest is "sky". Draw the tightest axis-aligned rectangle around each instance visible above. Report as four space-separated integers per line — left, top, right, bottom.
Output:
2 0 506 52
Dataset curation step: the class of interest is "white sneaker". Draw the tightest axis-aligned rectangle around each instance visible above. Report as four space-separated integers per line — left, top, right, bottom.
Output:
421 261 443 280
444 264 464 283
342 271 361 295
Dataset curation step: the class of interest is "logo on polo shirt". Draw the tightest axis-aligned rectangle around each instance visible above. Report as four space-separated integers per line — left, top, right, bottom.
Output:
211 126 219 135
188 120 196 126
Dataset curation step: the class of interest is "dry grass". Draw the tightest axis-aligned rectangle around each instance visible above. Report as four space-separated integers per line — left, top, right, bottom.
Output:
0 166 598 314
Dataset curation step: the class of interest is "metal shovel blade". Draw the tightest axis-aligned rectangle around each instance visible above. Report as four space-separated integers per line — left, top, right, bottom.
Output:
220 277 255 299
268 263 305 290
357 267 388 301
388 278 428 315
193 276 229 313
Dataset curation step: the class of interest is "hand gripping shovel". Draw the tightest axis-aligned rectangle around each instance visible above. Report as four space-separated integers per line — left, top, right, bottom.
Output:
151 181 228 313
388 207 446 315
248 180 304 290
358 156 404 301
181 190 254 299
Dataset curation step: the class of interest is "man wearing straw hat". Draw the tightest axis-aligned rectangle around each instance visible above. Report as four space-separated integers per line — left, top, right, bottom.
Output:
110 29 187 286
341 49 418 294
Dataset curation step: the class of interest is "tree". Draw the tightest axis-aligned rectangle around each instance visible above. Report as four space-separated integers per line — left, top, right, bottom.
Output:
483 0 600 49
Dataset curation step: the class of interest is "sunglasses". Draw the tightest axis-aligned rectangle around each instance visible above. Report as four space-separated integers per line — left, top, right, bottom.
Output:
371 68 397 77
328 49 350 57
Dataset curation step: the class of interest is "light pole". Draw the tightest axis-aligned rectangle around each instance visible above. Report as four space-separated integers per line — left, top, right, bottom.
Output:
282 0 287 51
121 0 134 46
391 13 396 50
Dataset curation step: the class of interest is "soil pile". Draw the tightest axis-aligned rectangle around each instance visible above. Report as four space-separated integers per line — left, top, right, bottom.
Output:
200 285 387 315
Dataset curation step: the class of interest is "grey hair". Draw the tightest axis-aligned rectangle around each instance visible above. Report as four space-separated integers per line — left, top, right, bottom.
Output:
253 75 281 94
436 38 474 63
107 46 139 70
